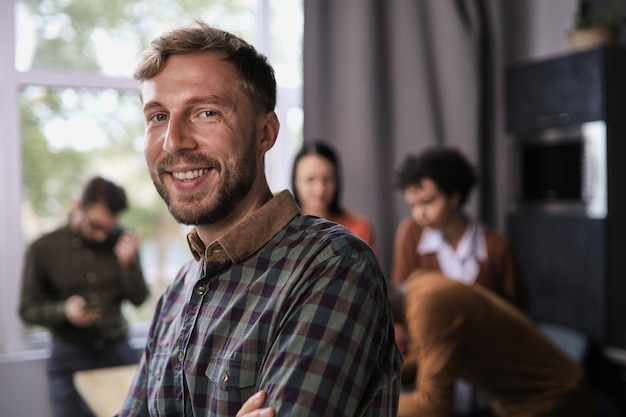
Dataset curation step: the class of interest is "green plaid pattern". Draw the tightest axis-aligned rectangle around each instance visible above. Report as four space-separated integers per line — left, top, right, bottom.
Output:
118 191 402 416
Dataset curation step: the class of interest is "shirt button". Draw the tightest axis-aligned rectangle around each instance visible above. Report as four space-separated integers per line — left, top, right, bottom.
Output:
177 351 185 362
220 371 229 383
84 251 94 261
86 272 97 283
196 286 206 295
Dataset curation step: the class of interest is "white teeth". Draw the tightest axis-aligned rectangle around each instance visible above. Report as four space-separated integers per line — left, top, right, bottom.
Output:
172 169 209 180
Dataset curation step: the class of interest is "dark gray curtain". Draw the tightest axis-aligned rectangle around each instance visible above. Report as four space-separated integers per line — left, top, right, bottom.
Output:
303 0 501 274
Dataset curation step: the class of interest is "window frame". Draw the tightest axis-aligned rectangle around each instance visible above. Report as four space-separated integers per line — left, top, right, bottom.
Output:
0 0 301 356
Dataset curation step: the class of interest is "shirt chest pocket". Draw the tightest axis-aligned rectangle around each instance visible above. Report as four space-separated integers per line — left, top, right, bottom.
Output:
205 355 260 413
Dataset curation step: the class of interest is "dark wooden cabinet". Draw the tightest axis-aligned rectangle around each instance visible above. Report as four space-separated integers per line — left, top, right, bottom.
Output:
505 47 626 350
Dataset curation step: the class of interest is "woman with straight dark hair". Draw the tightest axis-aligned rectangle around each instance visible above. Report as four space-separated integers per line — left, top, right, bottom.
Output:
292 140 377 252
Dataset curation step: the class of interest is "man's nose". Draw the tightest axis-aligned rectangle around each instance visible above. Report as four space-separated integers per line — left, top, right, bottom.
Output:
163 116 197 154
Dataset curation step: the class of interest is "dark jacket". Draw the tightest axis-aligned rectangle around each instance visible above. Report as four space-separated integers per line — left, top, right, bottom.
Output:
19 224 148 344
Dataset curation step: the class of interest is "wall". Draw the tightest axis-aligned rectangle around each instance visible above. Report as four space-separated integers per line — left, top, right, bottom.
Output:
502 0 579 63
0 352 53 416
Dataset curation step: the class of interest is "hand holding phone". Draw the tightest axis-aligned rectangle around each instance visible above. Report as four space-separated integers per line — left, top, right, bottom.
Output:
65 295 101 327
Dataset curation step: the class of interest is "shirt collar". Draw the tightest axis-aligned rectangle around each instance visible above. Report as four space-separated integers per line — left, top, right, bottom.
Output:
417 222 487 262
416 227 444 254
187 190 300 265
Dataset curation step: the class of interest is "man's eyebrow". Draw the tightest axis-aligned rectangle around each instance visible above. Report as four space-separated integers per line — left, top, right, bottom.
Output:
142 95 229 111
142 101 163 112
185 95 228 105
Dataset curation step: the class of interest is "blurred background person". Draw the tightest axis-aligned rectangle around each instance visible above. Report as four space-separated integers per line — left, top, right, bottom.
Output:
19 176 149 417
389 269 597 417
391 146 528 413
391 146 527 307
292 140 377 252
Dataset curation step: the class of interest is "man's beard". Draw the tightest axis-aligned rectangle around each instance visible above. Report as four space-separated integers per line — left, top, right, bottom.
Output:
149 141 257 226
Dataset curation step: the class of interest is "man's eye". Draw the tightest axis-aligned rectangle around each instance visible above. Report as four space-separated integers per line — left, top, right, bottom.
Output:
151 114 167 122
201 111 217 118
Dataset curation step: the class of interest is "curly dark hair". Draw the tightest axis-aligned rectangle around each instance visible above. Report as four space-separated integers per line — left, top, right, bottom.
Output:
394 146 477 207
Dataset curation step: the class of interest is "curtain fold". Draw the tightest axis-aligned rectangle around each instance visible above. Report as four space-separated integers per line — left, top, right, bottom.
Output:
303 0 501 274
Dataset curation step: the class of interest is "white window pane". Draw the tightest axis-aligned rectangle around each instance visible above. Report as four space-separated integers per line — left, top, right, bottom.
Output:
16 0 256 76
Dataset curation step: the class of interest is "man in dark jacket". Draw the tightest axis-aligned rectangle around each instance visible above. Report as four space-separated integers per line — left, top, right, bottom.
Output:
19 176 148 417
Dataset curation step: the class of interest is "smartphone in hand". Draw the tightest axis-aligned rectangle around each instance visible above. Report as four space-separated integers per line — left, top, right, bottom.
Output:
83 301 101 311
103 226 124 249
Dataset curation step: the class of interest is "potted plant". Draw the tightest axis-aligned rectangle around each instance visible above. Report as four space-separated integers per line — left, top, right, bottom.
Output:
569 0 624 51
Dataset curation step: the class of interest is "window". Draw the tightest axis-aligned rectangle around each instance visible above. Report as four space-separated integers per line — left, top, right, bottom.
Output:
0 0 303 355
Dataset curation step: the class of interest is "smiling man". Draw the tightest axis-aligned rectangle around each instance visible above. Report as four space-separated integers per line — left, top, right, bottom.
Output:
117 21 402 417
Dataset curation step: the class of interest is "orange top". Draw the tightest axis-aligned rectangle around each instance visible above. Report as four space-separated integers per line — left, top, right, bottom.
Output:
328 212 377 254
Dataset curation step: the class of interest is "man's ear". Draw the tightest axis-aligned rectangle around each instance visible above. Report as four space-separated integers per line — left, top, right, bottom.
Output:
257 111 279 155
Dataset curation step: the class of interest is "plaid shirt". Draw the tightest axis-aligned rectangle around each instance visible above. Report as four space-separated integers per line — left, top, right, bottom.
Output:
118 191 402 416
